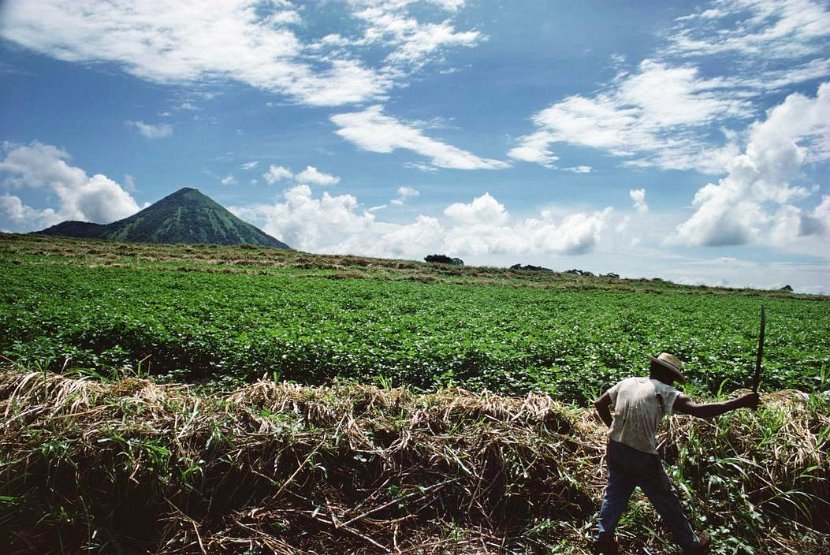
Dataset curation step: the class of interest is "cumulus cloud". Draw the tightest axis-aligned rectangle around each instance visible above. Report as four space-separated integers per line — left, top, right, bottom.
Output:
672 82 830 247
0 141 140 231
221 175 237 186
233 186 612 259
263 165 294 184
262 164 339 186
332 105 509 170
128 120 173 139
241 161 259 170
232 185 375 252
630 189 648 214
445 193 509 226
295 166 340 186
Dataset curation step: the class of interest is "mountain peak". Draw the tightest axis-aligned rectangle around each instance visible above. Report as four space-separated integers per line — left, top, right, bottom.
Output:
36 188 290 249
167 187 201 197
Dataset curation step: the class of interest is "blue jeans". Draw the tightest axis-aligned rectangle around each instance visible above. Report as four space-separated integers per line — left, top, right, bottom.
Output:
597 440 701 552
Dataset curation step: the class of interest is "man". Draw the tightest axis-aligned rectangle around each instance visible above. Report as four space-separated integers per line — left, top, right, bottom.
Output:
592 352 759 555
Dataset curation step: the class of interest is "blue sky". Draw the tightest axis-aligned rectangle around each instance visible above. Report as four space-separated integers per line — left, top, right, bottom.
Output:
1 0 829 293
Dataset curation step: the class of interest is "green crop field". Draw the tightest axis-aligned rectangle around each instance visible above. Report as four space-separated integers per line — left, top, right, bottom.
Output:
1 233 829 554
1 233 828 403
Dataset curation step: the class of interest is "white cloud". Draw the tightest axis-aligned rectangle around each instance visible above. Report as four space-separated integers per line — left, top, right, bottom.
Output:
351 3 480 68
263 165 294 184
508 131 558 168
445 193 509 226
295 166 340 186
510 60 750 173
233 186 611 259
332 105 509 170
261 164 339 186
672 82 830 247
630 189 648 214
128 120 173 139
0 141 140 230
241 161 259 170
564 166 592 174
0 141 86 189
0 194 57 228
0 0 388 107
510 0 830 173
669 0 830 60
0 0 480 108
232 185 375 252
391 186 420 206
403 162 439 173
221 175 236 186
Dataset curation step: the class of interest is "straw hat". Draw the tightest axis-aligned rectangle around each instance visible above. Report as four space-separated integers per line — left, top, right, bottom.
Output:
649 352 686 383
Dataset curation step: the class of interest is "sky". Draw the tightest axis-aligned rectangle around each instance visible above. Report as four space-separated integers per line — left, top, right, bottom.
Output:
1 0 829 293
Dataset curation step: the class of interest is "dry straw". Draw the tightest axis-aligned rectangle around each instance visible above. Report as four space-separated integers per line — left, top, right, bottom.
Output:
1 368 827 554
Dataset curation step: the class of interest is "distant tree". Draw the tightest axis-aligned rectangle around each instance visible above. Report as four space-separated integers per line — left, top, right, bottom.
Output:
602 272 620 279
425 254 464 266
780 284 793 292
511 264 552 272
565 268 594 276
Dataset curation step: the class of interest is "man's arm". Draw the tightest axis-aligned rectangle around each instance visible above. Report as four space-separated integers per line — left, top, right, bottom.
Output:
594 391 614 428
674 392 759 418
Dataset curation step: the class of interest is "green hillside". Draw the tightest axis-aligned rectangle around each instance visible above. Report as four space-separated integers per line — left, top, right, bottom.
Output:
36 187 290 248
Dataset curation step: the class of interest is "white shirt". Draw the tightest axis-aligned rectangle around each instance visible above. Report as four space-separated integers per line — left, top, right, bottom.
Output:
607 377 681 454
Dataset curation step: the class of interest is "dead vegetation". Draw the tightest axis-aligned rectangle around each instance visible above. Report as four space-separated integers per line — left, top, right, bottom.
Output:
1 368 827 554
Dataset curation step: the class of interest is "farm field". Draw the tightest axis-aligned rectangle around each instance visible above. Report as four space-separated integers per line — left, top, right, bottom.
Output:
1 233 829 554
1 233 828 403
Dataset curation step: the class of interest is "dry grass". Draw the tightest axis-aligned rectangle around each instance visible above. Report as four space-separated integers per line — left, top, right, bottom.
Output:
1 368 828 554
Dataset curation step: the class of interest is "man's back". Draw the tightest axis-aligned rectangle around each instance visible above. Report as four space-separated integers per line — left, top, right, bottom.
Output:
608 377 680 454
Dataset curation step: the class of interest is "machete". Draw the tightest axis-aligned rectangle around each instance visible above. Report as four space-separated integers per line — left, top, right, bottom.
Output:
752 306 765 393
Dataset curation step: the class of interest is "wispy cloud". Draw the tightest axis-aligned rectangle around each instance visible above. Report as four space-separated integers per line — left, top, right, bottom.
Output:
509 60 750 173
332 105 509 170
0 0 479 108
669 0 830 60
350 1 480 68
510 0 830 173
128 120 173 139
564 166 592 174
